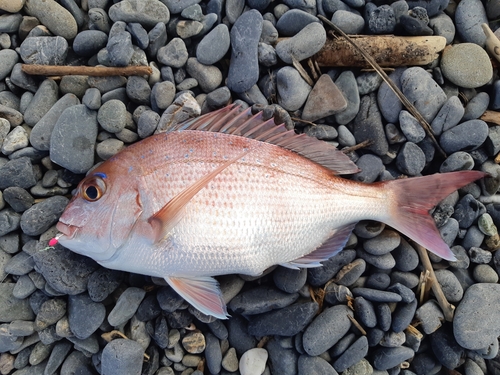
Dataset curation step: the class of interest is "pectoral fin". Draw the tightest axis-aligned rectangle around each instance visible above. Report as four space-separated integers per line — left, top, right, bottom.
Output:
281 223 356 268
165 276 229 319
148 151 249 243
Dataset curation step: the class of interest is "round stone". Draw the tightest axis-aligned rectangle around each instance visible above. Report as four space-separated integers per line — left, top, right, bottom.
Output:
441 44 493 88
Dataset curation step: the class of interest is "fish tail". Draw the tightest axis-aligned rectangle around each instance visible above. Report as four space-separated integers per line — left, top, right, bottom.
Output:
382 171 487 260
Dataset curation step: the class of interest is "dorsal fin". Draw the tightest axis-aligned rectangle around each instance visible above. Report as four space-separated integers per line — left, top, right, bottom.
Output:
169 104 359 175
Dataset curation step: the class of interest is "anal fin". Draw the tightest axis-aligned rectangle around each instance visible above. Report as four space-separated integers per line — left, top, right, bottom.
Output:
165 276 229 319
281 223 356 268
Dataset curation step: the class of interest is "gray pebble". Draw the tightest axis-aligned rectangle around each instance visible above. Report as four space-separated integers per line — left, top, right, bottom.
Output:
363 229 401 255
415 300 444 334
108 287 146 327
196 24 230 65
82 88 101 111
273 267 307 293
276 22 326 64
352 93 389 156
73 30 108 57
24 79 59 127
473 264 499 283
324 283 352 305
33 244 98 295
441 44 492 88
372 346 414 371
396 142 426 176
298 355 337 375
227 315 257 355
20 195 68 236
440 151 475 172
3 186 33 213
332 10 365 34
248 302 318 336
186 58 222 93
302 304 353 356
399 110 426 143
24 0 78 39
13 274 36 299
50 105 98 174
102 339 145 375
387 283 415 303
229 285 298 315
333 335 369 372
453 193 482 228
463 92 490 121
455 0 487 46
127 23 149 49
357 248 396 269
68 293 106 339
439 217 459 246
0 284 35 322
429 14 456 44
354 297 377 328
357 72 383 96
8 320 34 337
275 9 319 36
158 38 188 68
469 246 492 264
391 271 420 289
366 4 396 34
138 110 160 138
378 68 405 123
35 297 66 330
1 126 28 156
431 96 465 135
4 251 34 276
0 49 19 81
0 209 21 237
376 303 392 331
366 273 391 290
401 67 447 122
276 66 311 111
354 221 385 239
267 337 298 375
109 0 170 28
353 287 402 303
126 76 151 105
334 70 361 126
176 20 203 39
20 36 68 65
335 258 366 286
204 333 222 374
308 248 357 286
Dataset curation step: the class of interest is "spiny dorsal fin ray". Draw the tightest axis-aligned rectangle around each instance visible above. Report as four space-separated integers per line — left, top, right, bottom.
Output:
169 104 360 175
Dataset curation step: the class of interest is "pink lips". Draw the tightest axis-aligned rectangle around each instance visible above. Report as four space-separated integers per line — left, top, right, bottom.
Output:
56 221 77 238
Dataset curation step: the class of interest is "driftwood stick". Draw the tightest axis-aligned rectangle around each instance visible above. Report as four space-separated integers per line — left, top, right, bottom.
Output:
415 244 455 322
318 15 447 159
315 35 446 67
481 110 500 125
21 64 152 77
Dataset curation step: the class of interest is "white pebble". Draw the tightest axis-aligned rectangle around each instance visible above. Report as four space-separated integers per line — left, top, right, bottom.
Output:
239 348 268 375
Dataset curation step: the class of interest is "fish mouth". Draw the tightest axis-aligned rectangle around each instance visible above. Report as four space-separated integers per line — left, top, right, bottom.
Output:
56 221 78 239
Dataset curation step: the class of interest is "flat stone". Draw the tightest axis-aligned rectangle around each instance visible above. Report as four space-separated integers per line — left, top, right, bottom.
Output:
372 346 414 370
0 283 35 322
101 339 145 375
302 74 347 122
276 66 311 111
50 104 98 174
196 24 230 65
20 195 68 236
440 119 489 154
24 0 77 39
20 36 68 65
275 22 326 64
455 0 488 46
227 10 263 93
24 78 59 127
441 44 492 88
109 0 170 28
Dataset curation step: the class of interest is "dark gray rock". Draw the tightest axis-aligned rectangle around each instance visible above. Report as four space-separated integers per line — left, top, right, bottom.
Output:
399 110 426 143
157 37 188 68
302 305 353 356
108 287 146 327
2 187 34 213
205 333 222 374
276 66 311 111
73 30 108 57
354 297 377 328
298 355 338 375
227 315 257 356
308 249 357 286
440 119 489 154
24 79 59 127
275 9 319 36
248 302 318 337
196 24 230 65
34 298 66 330
4 251 34 276
126 76 151 105
335 70 360 125
50 105 98 174
186 58 222 93
333 335 369 372
273 267 307 293
366 4 396 34
227 10 263 93
352 93 389 156
396 142 426 176
33 244 98 295
431 326 465 369
407 0 448 16
372 346 415 370
68 293 106 339
20 196 68 236
0 157 37 189
431 96 464 135
415 300 444 334
229 285 298 315
108 0 170 28
0 283 35 322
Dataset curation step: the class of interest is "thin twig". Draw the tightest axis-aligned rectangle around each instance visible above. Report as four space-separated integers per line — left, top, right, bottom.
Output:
291 57 315 86
347 314 367 335
341 139 373 153
318 15 447 159
415 244 455 321
22 64 152 77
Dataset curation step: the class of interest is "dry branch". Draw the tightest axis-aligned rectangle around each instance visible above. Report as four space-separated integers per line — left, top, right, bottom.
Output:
314 35 447 68
21 64 152 77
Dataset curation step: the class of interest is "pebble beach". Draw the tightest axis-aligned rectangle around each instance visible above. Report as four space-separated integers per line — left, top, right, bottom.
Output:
1 0 500 374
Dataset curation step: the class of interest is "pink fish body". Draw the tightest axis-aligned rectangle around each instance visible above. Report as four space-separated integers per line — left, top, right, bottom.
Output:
55 105 485 318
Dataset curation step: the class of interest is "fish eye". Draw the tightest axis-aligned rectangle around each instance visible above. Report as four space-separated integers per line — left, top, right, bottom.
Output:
81 176 106 202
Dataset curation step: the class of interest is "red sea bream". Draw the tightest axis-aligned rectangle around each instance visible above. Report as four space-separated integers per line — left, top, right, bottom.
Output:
53 105 486 318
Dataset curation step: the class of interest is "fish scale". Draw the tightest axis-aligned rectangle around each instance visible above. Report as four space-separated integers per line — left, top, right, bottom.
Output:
54 105 486 318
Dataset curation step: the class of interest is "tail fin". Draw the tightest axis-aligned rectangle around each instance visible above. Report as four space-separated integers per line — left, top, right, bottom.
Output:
382 171 486 260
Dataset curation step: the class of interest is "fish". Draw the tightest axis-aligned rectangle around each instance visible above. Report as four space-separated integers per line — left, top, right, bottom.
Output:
53 104 486 319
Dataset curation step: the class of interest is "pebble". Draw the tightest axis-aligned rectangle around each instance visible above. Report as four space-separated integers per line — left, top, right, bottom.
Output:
363 229 401 255
473 264 499 283
469 246 492 263
248 302 318 337
353 94 389 156
463 92 490 121
302 74 347 122
229 285 298 315
366 4 396 34
455 0 487 46
126 76 151 105
186 58 222 93
20 36 68 65
68 293 105 339
108 0 170 28
266 337 298 375
441 44 492 89
24 0 78 39
399 110 426 143
391 299 417 333
34 298 66 330
335 71 361 125
353 288 402 303
108 287 146 327
302 304 353 356
431 96 464 135
221 347 239 372
19 196 68 236
276 22 326 64
352 154 384 183
415 300 444 334
400 67 447 122
276 66 311 111
372 346 414 371
434 269 463 302
1 126 28 156
227 10 263 93
273 267 307 293
354 297 377 328
196 24 230 65
332 10 365 34
182 331 205 354
440 120 489 154
24 78 59 127
158 38 188 68
50 104 98 174
101 339 145 375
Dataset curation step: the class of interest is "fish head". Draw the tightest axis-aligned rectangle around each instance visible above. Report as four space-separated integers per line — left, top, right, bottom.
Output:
56 160 143 262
